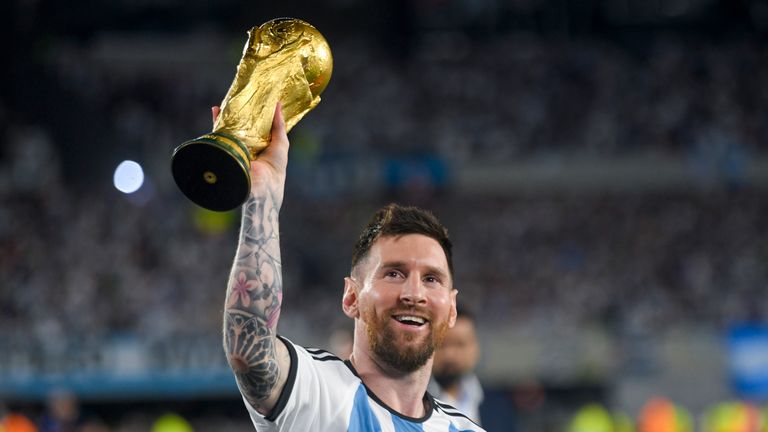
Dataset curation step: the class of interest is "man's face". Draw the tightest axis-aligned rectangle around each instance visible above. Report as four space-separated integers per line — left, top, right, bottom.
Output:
432 316 479 388
349 234 457 373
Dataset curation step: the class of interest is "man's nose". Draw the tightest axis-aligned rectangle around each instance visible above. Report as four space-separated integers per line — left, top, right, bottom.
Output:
399 275 427 305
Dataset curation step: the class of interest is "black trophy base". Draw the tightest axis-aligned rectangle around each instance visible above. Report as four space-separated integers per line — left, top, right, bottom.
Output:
171 138 250 212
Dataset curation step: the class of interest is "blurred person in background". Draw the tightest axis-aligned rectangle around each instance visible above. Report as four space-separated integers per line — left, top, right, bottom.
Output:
219 104 484 431
35 390 106 432
38 390 83 432
429 305 484 424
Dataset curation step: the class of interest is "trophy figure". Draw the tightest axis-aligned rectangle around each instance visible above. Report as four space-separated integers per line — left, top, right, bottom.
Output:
172 18 333 211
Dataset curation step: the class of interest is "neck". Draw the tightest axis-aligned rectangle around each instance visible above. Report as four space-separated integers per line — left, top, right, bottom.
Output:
349 346 432 418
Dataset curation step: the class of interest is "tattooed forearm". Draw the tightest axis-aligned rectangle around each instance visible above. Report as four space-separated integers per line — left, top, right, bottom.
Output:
224 193 284 408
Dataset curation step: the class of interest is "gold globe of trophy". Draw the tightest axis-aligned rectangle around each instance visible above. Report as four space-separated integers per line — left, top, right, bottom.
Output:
172 18 333 211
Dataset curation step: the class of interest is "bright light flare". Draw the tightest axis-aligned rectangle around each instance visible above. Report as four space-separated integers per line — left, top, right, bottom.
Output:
113 160 144 194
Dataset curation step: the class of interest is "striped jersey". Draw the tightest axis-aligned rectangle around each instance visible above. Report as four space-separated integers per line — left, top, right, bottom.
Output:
244 336 486 432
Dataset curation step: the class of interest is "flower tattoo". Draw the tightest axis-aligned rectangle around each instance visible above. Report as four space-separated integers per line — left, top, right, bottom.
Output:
229 271 258 307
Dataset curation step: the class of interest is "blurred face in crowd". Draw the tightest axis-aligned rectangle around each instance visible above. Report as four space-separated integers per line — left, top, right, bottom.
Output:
344 234 457 373
432 315 479 388
48 390 79 422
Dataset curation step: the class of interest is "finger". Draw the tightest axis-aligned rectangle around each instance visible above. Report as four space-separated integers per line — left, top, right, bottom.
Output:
261 102 290 165
270 102 287 144
211 106 221 125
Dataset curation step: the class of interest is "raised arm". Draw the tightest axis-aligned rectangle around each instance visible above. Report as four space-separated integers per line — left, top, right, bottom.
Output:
222 103 291 415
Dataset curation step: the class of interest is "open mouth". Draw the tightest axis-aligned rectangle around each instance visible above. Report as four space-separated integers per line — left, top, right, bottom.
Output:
392 315 428 327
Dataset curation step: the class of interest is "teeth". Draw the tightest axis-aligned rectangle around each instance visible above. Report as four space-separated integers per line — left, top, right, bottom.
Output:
395 315 426 324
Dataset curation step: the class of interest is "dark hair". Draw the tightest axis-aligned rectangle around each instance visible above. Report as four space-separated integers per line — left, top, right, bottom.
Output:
351 203 453 276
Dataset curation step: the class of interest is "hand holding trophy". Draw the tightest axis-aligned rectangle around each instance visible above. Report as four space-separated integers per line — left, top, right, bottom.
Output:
172 18 333 211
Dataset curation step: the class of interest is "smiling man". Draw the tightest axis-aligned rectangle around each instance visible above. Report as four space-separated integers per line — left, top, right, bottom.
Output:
221 104 485 431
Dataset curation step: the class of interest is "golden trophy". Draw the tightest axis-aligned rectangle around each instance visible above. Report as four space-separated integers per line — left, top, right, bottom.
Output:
172 18 333 211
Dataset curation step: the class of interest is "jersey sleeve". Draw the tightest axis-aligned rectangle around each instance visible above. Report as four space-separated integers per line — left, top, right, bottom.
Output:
243 336 358 431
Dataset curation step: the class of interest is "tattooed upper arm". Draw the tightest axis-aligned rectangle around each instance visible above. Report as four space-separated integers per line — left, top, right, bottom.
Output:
223 194 290 415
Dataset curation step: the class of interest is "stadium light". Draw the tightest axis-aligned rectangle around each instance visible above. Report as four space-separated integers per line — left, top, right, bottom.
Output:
113 160 145 194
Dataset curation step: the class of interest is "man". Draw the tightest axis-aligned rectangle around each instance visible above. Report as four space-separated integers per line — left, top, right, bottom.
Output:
219 103 485 431
429 307 484 425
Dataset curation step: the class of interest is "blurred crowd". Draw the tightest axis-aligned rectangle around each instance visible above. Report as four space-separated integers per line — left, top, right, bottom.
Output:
1 127 766 373
322 36 767 163
2 10 768 430
8 24 768 180
3 25 768 366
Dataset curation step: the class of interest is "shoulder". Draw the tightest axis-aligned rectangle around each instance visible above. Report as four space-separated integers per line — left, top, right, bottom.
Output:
431 396 487 431
244 338 362 430
293 342 352 376
302 346 345 363
281 338 360 390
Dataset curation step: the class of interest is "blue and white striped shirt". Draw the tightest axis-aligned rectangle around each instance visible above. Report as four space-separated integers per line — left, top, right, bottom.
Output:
244 337 485 432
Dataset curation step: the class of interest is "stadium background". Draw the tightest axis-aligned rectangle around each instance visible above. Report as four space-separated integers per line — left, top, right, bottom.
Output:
3 0 768 430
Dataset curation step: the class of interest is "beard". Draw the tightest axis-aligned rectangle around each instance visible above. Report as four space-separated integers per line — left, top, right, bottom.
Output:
363 306 450 373
433 368 463 389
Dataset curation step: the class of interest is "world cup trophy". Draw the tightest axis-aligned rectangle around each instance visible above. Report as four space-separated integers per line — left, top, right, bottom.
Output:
171 18 333 211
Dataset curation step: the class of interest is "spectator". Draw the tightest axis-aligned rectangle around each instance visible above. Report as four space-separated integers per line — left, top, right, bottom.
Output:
429 305 484 424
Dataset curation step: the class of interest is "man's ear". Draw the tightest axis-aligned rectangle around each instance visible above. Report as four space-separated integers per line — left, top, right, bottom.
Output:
448 289 458 328
342 277 360 318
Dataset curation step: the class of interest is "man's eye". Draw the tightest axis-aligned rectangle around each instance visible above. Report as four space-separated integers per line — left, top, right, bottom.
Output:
424 276 440 284
385 271 402 278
